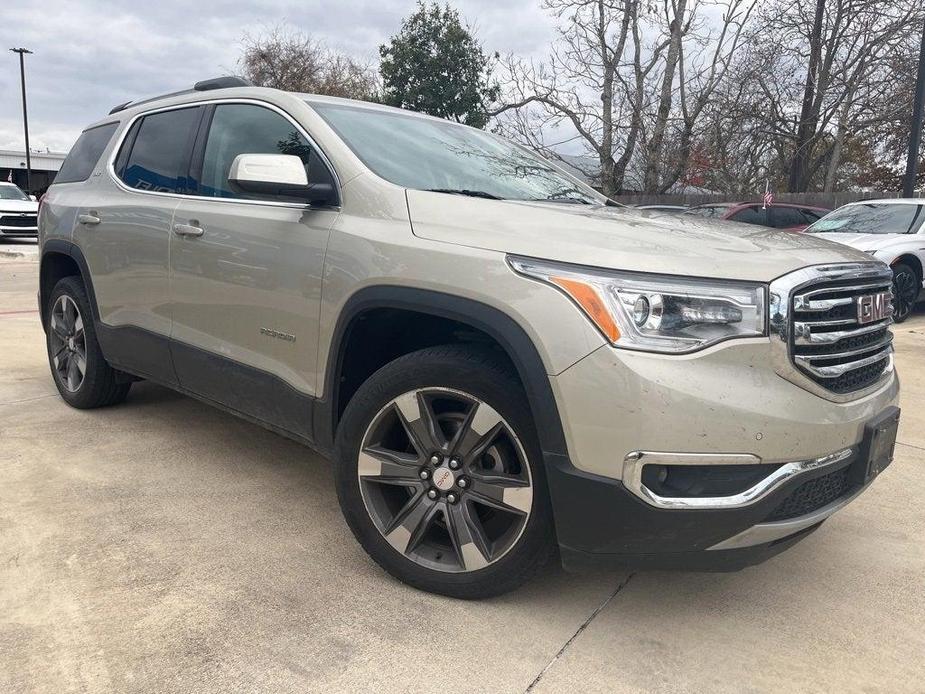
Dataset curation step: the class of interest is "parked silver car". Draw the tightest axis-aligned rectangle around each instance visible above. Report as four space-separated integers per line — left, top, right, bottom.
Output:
38 77 901 597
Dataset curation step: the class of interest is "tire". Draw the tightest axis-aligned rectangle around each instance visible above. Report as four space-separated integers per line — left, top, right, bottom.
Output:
891 263 920 324
334 345 555 599
46 276 131 408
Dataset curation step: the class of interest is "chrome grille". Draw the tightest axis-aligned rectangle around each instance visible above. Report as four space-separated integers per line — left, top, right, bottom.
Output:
790 275 893 395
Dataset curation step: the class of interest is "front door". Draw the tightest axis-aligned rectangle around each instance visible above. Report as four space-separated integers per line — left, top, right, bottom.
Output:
168 102 339 438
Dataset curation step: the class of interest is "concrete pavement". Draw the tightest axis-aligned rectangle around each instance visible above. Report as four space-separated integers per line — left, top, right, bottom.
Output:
1 256 923 693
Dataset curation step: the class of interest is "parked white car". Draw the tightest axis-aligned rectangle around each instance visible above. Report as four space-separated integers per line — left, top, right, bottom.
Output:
0 182 39 238
805 199 925 322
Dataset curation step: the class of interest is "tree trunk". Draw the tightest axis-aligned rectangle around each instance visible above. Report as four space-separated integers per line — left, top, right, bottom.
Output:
643 0 687 193
788 0 825 193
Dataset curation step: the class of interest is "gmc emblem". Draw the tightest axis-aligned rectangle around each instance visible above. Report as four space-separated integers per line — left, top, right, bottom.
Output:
856 292 892 324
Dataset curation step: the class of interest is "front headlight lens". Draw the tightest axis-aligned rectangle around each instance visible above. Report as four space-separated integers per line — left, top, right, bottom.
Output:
509 256 766 353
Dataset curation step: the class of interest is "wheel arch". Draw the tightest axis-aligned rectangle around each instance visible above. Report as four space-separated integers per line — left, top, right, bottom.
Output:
891 253 923 284
39 240 100 330
314 286 567 459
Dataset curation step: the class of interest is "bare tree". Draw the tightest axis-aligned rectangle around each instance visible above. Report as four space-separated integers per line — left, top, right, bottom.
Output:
491 0 754 195
239 25 379 101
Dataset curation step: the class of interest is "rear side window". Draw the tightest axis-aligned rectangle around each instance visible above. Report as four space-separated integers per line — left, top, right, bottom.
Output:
55 123 118 184
730 206 768 226
118 107 201 193
770 207 806 228
198 103 330 199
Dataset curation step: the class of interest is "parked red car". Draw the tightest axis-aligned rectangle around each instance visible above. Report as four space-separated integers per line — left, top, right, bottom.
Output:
684 202 830 231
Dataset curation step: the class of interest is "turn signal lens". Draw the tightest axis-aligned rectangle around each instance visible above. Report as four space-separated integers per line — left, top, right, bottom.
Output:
550 276 620 342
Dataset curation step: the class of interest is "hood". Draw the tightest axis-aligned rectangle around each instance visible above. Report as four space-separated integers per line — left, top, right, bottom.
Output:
406 191 873 282
0 199 38 213
802 232 903 252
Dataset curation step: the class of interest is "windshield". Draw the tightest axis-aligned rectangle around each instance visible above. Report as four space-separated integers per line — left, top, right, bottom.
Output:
0 185 29 201
309 102 601 204
807 203 925 235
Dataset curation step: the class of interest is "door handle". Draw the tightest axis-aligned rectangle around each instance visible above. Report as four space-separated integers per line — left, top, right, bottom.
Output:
173 222 204 237
78 214 100 225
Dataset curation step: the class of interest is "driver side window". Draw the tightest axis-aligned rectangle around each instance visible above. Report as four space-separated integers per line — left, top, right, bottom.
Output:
198 103 332 199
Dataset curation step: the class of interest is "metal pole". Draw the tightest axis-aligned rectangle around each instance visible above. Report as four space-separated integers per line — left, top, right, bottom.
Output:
9 48 33 194
903 18 925 198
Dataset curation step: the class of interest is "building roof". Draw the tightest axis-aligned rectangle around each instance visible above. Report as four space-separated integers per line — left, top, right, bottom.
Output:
0 149 67 172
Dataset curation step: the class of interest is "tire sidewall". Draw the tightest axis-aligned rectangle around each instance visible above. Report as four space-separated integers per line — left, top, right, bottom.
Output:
334 347 554 597
892 263 918 323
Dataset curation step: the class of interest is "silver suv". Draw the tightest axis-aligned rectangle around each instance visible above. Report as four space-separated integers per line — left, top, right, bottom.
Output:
39 77 901 598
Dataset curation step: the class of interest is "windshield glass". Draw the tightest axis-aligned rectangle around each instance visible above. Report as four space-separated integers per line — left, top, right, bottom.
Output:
0 185 29 201
309 102 600 204
684 205 729 218
807 203 925 234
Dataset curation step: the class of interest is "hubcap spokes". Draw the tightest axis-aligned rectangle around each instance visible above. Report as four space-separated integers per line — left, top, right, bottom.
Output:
358 388 533 573
49 295 86 393
893 272 918 320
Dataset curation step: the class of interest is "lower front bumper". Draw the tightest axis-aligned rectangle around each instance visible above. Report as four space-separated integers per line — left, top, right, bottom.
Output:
544 442 875 572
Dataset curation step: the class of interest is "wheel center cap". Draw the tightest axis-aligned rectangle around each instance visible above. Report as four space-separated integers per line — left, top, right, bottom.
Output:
433 467 455 491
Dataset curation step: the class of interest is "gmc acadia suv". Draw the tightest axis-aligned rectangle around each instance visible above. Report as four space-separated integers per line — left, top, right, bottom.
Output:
39 77 901 598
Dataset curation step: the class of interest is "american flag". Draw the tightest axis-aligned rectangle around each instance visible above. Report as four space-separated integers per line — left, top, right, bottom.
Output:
5 170 11 183
762 181 773 209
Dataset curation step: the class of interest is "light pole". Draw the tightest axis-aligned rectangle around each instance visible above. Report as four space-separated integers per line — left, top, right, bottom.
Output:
9 47 33 194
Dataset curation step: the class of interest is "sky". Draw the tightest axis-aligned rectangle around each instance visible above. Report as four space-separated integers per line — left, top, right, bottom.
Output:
0 0 558 154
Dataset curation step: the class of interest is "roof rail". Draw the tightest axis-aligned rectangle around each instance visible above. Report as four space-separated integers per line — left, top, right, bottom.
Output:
108 75 254 115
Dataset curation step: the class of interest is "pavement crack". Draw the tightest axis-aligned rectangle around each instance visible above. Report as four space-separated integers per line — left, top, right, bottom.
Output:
524 573 634 693
897 440 925 453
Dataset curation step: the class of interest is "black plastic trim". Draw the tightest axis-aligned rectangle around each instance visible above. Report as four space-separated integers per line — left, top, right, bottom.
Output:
313 286 568 458
40 239 102 326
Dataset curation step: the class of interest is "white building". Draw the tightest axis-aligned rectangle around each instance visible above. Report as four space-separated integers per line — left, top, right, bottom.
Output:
0 149 67 194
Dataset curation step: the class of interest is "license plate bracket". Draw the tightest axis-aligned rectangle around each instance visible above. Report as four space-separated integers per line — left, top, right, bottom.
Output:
852 407 900 485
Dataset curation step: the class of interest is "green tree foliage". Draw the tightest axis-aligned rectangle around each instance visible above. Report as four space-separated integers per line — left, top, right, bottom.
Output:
379 2 499 128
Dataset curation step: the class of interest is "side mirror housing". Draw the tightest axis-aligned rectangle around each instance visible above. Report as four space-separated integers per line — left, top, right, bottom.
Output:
228 153 336 205
29 194 37 202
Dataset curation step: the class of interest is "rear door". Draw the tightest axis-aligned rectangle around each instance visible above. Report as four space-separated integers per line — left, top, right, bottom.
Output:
76 105 203 384
168 101 339 438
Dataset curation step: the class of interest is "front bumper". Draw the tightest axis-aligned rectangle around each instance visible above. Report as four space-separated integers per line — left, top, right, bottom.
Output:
545 340 900 569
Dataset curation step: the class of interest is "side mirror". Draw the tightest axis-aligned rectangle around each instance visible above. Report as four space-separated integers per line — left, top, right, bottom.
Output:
228 153 336 205
29 194 37 202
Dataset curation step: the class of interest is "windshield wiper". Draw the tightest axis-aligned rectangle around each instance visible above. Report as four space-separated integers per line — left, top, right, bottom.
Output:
426 188 504 200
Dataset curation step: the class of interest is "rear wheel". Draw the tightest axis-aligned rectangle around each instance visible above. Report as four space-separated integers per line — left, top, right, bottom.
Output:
891 263 919 323
46 276 130 408
335 345 554 598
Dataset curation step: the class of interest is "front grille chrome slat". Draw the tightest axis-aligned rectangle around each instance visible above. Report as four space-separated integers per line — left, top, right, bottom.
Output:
793 318 892 345
793 281 894 311
794 344 893 377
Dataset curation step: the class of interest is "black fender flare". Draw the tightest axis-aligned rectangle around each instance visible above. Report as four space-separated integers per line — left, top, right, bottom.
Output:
312 285 568 460
39 239 101 327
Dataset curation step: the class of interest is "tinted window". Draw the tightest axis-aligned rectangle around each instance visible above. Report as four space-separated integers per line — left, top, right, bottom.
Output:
770 206 806 228
120 107 200 193
684 206 728 218
55 123 118 184
730 206 768 226
199 104 330 199
807 203 925 235
801 208 823 223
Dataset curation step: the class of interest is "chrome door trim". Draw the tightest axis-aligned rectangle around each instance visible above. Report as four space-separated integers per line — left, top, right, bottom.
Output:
105 97 342 211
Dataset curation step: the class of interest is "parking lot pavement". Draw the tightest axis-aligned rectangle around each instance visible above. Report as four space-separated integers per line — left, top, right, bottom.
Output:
0 238 38 260
1 257 923 693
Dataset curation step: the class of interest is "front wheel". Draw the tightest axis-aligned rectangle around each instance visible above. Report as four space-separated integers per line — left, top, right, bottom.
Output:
334 346 554 598
891 263 920 323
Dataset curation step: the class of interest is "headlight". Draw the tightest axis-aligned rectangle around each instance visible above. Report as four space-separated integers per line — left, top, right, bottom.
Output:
509 256 766 353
